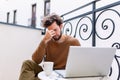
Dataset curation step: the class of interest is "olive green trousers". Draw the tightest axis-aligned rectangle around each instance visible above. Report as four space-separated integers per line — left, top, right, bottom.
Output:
19 60 43 80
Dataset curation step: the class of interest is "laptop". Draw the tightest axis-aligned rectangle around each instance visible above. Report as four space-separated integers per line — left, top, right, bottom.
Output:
55 46 116 78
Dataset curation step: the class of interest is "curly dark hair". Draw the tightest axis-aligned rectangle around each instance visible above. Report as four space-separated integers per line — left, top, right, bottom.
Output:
42 13 63 28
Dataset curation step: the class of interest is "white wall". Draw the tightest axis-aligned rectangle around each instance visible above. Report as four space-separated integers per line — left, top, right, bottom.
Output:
0 23 43 80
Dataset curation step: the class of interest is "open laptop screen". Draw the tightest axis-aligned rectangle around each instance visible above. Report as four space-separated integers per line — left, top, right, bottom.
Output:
55 46 116 78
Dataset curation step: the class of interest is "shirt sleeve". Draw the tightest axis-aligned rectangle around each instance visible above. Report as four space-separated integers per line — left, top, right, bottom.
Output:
32 40 46 64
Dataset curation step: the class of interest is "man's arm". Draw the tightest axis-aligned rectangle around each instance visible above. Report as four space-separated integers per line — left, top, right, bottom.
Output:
32 40 46 64
32 30 55 64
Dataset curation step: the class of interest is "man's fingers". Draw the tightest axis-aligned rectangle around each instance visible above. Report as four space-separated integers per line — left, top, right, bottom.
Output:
49 30 55 37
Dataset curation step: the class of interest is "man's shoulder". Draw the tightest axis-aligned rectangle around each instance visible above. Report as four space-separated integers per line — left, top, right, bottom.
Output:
63 34 80 45
63 34 74 38
63 34 78 41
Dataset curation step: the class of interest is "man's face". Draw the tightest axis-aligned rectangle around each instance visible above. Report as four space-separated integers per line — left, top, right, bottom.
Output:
48 22 62 41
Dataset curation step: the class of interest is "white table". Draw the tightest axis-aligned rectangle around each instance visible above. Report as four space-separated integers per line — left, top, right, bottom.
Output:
38 71 112 80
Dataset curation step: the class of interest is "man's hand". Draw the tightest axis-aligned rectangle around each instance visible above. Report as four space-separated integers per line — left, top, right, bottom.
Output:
43 30 56 43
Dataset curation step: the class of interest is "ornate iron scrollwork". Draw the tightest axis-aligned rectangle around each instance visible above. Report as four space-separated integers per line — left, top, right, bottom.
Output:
96 9 120 40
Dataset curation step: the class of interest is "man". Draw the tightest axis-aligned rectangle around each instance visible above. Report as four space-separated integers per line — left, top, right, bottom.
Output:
19 13 80 80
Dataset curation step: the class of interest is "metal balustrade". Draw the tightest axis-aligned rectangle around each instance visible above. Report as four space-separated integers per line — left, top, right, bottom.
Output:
61 0 120 80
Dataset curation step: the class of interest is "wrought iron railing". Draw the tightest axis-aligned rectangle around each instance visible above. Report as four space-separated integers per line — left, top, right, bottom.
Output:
61 0 120 80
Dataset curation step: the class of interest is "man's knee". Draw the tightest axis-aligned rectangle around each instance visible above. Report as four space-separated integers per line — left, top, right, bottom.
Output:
19 60 42 80
22 60 43 72
22 60 35 70
23 60 34 65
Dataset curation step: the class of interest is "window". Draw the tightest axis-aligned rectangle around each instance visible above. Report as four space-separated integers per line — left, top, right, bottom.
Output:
42 0 50 35
13 10 17 24
31 4 36 28
44 0 50 16
7 12 10 23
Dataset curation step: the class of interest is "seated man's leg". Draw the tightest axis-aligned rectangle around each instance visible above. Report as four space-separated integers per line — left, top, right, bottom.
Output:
19 60 43 80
